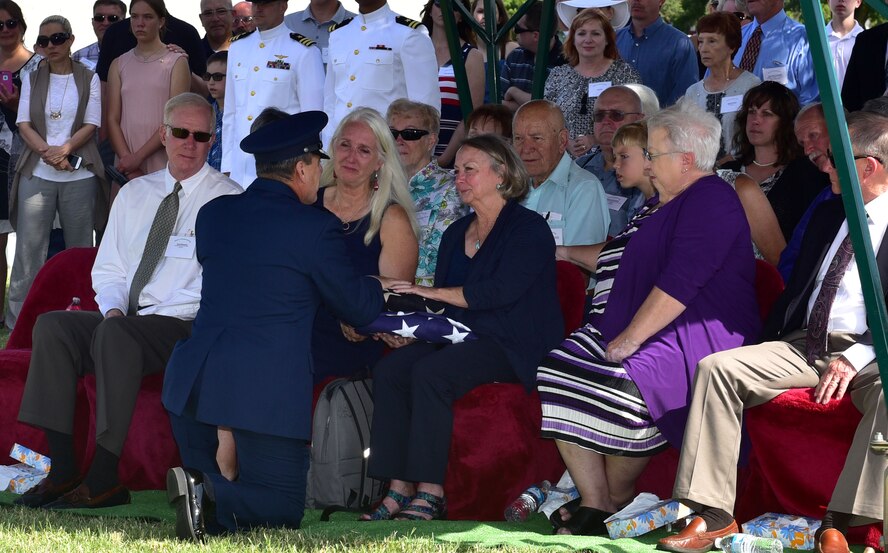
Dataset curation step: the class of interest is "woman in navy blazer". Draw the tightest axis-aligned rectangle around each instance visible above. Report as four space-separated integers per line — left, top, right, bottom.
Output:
362 134 564 521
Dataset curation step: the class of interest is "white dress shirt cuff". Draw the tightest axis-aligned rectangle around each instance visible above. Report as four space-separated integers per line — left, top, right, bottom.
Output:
96 290 128 317
841 343 875 372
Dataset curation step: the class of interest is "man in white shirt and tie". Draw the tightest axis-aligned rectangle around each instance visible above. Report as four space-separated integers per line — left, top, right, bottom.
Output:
15 93 241 511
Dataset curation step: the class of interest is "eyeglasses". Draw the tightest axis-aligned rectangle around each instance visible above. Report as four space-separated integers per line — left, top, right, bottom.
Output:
733 12 749 20
827 151 886 169
166 126 213 143
390 128 430 141
36 33 71 48
201 72 226 82
643 149 683 161
200 8 231 18
93 14 121 23
514 25 537 34
593 110 642 123
233 16 254 24
0 19 19 31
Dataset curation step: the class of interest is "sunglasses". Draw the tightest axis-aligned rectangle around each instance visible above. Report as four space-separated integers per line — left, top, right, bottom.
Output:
201 72 226 82
0 19 18 31
514 25 537 34
593 110 642 123
827 151 885 168
36 32 71 48
167 126 213 143
733 12 749 20
390 128 430 141
93 14 121 23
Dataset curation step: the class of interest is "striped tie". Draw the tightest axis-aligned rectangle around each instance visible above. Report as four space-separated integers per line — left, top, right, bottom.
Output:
739 26 763 73
128 182 182 314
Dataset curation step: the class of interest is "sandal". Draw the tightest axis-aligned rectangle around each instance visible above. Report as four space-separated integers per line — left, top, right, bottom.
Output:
549 497 582 529
393 491 447 521
560 506 613 536
359 489 412 521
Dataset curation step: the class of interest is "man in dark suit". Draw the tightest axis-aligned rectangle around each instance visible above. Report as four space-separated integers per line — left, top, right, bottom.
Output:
659 111 888 553
162 109 385 542
841 22 888 112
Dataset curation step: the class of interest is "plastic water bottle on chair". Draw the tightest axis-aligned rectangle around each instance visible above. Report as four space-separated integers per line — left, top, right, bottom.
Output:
66 297 81 311
715 534 783 553
504 480 551 522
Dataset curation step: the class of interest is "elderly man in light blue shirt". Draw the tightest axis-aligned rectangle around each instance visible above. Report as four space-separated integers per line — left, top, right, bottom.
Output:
514 100 610 247
734 0 818 105
615 0 697 107
284 0 355 68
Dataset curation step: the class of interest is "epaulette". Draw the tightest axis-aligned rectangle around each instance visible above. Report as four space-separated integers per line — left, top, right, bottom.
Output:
328 17 353 33
395 15 422 29
231 29 255 42
290 33 317 48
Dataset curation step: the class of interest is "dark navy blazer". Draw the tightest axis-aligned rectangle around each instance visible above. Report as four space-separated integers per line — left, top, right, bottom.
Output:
162 178 383 441
435 200 564 390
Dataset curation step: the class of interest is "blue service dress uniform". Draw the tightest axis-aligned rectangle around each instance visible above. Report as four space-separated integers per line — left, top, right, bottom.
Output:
322 3 440 145
162 177 383 531
222 23 325 188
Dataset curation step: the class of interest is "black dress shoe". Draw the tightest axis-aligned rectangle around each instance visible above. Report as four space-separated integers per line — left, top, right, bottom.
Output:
561 506 614 536
13 476 81 508
44 483 131 509
167 467 212 542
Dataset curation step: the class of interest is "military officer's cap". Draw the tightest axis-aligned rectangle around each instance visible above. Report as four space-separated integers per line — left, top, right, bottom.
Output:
240 110 330 162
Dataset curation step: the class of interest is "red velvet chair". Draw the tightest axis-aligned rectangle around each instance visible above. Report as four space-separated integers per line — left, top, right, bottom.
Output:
0 247 98 472
443 260 586 520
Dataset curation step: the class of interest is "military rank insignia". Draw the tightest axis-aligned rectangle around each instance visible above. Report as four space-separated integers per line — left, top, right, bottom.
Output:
267 59 291 70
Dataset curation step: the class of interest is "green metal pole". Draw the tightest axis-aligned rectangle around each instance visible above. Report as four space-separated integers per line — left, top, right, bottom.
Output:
799 0 888 388
863 0 888 21
439 0 474 121
531 0 557 100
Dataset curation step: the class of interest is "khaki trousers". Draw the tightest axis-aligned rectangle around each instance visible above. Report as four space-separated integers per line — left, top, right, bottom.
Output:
673 330 887 522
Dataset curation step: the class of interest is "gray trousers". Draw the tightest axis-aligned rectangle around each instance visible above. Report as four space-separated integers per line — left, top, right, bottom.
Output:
673 330 887 523
18 311 192 456
7 173 97 328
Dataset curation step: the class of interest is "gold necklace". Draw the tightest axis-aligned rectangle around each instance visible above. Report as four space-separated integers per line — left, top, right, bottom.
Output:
49 74 71 120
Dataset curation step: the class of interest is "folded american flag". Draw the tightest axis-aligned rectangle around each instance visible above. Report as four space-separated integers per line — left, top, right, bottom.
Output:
356 311 477 344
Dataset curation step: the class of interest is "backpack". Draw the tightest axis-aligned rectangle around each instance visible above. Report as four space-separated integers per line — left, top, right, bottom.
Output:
306 377 384 515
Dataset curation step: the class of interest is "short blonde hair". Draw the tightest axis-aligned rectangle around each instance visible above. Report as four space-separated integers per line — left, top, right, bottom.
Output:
386 98 440 136
458 134 529 201
612 121 647 150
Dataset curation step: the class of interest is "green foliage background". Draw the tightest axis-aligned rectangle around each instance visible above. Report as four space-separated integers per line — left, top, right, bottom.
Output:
501 0 885 34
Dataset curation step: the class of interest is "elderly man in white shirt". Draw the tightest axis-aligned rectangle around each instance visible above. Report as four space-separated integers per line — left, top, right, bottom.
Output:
826 0 862 88
15 93 241 511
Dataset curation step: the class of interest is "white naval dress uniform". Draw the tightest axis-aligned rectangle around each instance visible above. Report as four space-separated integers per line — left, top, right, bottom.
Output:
222 22 325 188
322 3 440 146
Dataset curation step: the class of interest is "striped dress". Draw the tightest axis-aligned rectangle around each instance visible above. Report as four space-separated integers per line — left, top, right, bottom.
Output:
538 199 669 456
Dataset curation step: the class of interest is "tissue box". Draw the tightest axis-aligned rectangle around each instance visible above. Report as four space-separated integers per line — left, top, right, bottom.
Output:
9 443 51 474
0 463 47 493
741 513 820 550
605 499 694 539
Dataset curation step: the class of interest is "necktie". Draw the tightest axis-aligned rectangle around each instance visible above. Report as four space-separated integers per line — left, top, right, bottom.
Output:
805 234 854 364
739 26 763 73
128 182 182 315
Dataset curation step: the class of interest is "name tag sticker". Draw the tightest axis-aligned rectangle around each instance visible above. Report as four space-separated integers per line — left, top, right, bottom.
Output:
551 227 564 246
606 193 627 211
762 66 788 85
165 236 196 259
588 81 612 98
416 209 432 227
720 95 744 114
545 211 563 221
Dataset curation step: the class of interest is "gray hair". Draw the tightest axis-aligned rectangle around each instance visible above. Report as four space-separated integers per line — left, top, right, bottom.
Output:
321 107 419 245
862 97 888 118
386 98 441 136
458 134 529 201
647 98 721 171
796 102 824 124
597 85 643 114
251 108 314 181
847 111 888 165
40 15 73 35
163 92 214 132
201 0 233 9
623 84 660 117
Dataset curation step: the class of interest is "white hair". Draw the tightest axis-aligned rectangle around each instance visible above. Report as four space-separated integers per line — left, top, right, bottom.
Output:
647 98 721 171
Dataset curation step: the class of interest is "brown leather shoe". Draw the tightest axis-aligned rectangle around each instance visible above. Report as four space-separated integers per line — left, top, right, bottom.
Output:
43 483 131 510
815 529 851 553
658 516 739 553
13 476 81 508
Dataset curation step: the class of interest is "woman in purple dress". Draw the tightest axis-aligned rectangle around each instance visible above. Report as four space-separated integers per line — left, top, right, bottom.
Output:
537 100 761 535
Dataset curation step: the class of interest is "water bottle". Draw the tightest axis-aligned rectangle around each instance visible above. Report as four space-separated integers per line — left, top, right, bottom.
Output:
715 533 784 553
66 297 81 311
504 480 551 522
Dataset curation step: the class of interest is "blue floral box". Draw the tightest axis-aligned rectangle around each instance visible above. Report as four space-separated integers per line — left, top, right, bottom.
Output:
741 513 820 550
2 443 51 493
605 499 695 539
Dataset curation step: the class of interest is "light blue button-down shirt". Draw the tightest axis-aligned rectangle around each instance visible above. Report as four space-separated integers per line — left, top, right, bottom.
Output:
616 17 698 107
522 153 610 246
733 10 819 105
